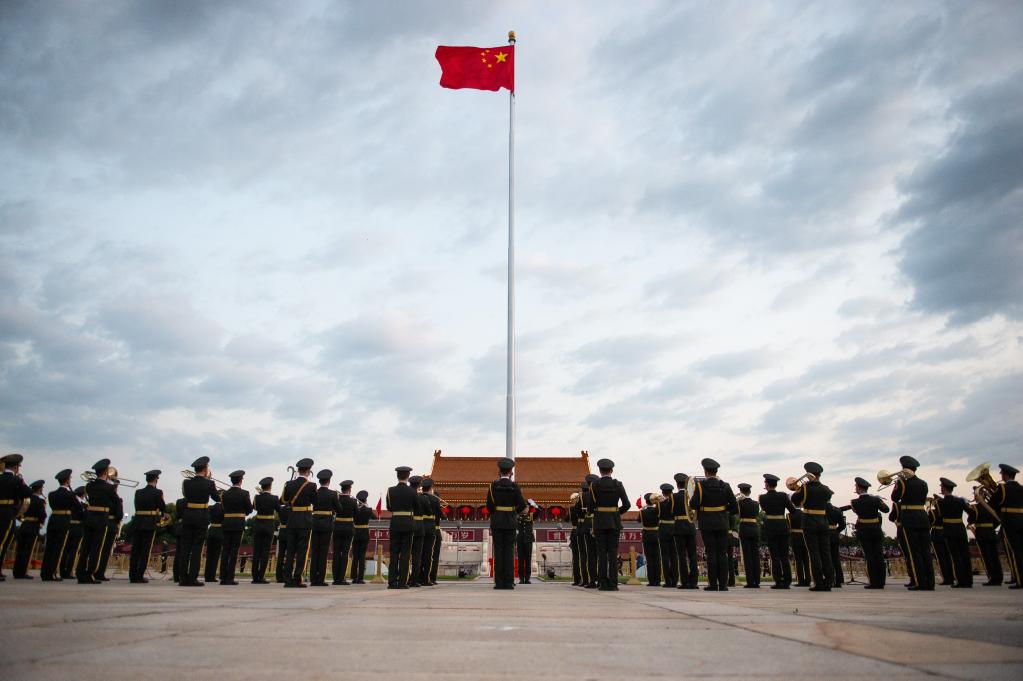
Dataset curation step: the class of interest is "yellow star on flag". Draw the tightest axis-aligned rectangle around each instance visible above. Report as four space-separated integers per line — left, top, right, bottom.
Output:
495 52 507 63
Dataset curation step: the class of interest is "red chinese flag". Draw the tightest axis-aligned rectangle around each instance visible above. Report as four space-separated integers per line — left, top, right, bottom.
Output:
436 45 514 92
375 497 382 514
636 497 643 509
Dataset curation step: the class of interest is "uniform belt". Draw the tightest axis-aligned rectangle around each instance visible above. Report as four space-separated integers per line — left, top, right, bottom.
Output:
21 516 39 522
186 503 207 509
765 514 786 520
643 527 659 531
209 523 222 528
659 520 673 525
702 506 725 512
87 505 109 512
674 515 689 520
354 524 369 529
805 509 826 515
51 510 72 515
134 510 159 516
423 515 436 520
0 499 16 505
291 506 312 512
70 520 81 524
1005 508 1023 513
108 515 118 520
857 518 880 524
280 524 287 529
901 505 926 510
790 529 803 533
585 513 593 518
596 506 619 512
334 516 354 522
391 511 412 516
413 515 424 520
943 518 963 523
312 511 333 516
224 513 246 518
255 514 275 520
494 506 515 512
974 523 994 527
740 518 757 523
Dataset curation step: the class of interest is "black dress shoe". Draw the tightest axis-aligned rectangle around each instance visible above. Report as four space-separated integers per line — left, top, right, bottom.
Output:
770 584 789 589
1008 585 1023 590
584 583 597 589
939 581 953 586
220 580 239 585
96 576 109 582
13 574 32 579
719 586 729 591
982 581 1002 586
809 586 831 592
646 583 660 587
703 585 718 591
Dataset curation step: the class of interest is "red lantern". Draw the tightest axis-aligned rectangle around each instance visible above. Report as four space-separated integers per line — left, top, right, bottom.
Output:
550 506 562 517
441 505 450 516
461 505 472 517
480 506 490 517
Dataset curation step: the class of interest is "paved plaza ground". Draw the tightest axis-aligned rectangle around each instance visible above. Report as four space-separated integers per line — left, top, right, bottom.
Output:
1 574 1021 680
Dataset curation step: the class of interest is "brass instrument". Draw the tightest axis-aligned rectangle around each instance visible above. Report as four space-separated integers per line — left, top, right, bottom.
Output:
156 512 172 529
287 465 297 481
180 469 230 491
81 468 140 488
15 498 30 520
966 461 1001 521
736 492 748 503
649 492 666 505
785 472 817 492
876 468 912 491
684 475 708 498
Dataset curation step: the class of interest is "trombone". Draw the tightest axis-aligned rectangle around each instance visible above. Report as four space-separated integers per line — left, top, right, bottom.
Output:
181 469 230 491
876 468 912 491
785 472 817 492
81 467 140 488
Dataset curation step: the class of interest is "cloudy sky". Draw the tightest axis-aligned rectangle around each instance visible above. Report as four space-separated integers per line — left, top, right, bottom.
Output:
2 1 1021 516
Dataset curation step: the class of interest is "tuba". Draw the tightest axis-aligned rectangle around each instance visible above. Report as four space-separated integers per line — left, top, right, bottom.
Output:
966 462 1000 520
785 472 816 492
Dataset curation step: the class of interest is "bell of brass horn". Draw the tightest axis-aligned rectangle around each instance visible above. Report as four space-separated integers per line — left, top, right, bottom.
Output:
785 472 815 492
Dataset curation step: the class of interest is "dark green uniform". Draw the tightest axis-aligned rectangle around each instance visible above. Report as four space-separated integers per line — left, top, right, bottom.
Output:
826 503 845 587
487 476 526 589
60 490 86 579
673 488 698 588
938 493 974 587
42 484 76 580
78 478 120 583
351 498 376 583
892 475 934 590
516 509 534 583
309 485 340 586
640 504 661 586
587 476 630 591
280 476 317 587
220 486 253 584
386 481 416 588
422 493 442 585
569 497 583 585
737 495 761 587
656 492 678 587
929 505 953 585
179 476 219 586
332 493 358 584
791 479 834 591
0 468 32 581
971 500 1002 585
13 493 46 578
986 478 1023 588
251 490 278 583
129 484 166 582
690 476 738 590
788 506 810 586
850 492 888 588
204 502 224 583
759 489 795 588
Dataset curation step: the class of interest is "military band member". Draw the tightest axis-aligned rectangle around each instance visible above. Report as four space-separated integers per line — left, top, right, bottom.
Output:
309 469 339 586
971 487 1002 586
569 491 583 586
581 473 599 588
890 455 934 590
77 459 119 584
791 461 834 591
250 477 278 584
281 458 317 587
929 499 953 586
788 505 810 586
13 479 46 578
640 492 661 586
690 458 738 591
850 476 888 589
890 503 915 588
129 470 166 583
172 497 186 583
332 479 357 585
61 485 86 580
516 500 537 584
937 478 974 588
95 483 124 581
826 502 846 587
759 474 794 589
487 457 527 590
275 496 290 584
178 456 219 586
351 490 376 584
656 483 678 587
736 483 760 588
1 454 34 582
673 472 698 589
587 458 630 591
986 463 1022 589
219 470 252 585
408 475 427 587
204 499 224 583
422 478 442 586
41 469 76 581
387 466 416 589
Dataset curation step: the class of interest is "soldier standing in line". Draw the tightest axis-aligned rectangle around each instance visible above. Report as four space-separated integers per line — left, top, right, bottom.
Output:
890 455 934 591
129 470 166 583
332 479 357 585
0 454 33 582
421 478 442 586
172 496 186 583
41 469 76 581
281 458 317 588
487 458 527 590
13 479 46 578
60 485 86 580
275 495 290 584
178 456 219 587
309 469 340 586
986 464 1022 589
219 470 253 585
386 466 416 589
673 473 698 589
656 483 678 588
850 476 888 589
937 478 974 588
581 473 599 588
516 500 536 584
95 480 123 581
826 502 846 587
587 458 630 591
971 486 1002 586
250 477 278 584
759 474 795 589
791 461 834 592
204 498 224 584
929 499 954 586
408 475 426 587
569 491 582 586
351 490 376 584
77 459 119 584
640 492 661 586
736 483 761 588
689 458 737 591
789 505 810 586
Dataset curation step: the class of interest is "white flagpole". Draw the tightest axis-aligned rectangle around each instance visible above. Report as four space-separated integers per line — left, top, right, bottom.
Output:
506 30 517 462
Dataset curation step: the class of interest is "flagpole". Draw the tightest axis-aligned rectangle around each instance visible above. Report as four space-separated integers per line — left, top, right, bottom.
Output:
506 30 516 462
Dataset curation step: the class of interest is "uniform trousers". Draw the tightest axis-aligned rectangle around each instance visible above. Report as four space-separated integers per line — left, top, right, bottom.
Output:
388 529 411 587
802 518 834 589
570 529 581 583
976 535 1002 584
642 530 661 585
250 526 272 582
332 531 353 583
676 533 699 587
766 533 792 586
351 536 369 581
904 526 935 589
658 529 678 586
61 527 83 578
283 526 312 585
409 532 424 585
308 529 331 584
129 528 155 581
41 524 70 579
701 528 729 588
791 532 810 585
177 522 207 584
740 534 760 586
856 528 885 587
13 526 39 577
932 534 954 584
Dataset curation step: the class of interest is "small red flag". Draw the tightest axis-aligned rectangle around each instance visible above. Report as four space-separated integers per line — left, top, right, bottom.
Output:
436 45 514 92
375 497 382 514
636 497 643 509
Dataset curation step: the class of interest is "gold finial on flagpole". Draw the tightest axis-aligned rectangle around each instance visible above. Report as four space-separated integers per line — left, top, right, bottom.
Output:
508 30 516 43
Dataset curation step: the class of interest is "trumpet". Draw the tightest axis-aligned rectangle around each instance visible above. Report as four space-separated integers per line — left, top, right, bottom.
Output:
966 461 1000 521
785 472 817 492
81 467 140 488
876 468 912 491
181 469 230 490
